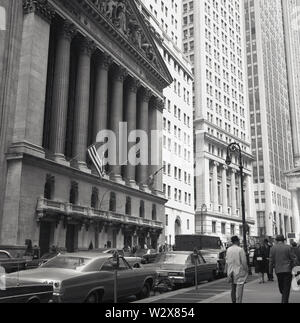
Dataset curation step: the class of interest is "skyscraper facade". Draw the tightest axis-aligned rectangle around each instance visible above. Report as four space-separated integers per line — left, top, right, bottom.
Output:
244 0 295 238
283 0 300 242
137 0 195 246
183 0 256 244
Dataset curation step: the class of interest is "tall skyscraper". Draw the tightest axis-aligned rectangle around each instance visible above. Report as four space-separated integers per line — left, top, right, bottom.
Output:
183 0 256 243
283 0 300 242
137 0 195 246
244 0 294 238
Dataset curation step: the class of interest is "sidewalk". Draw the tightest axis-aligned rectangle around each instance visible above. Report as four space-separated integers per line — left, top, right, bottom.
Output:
202 277 300 304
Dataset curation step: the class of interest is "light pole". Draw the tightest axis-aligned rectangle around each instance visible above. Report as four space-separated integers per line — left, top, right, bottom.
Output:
226 142 252 274
200 204 207 234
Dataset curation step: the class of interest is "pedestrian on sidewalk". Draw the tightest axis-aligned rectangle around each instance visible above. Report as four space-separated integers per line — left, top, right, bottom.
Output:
263 239 274 282
269 235 297 304
225 236 249 304
253 243 268 284
291 242 300 266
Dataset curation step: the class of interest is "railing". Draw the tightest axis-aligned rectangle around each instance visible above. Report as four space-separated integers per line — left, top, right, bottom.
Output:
37 198 163 229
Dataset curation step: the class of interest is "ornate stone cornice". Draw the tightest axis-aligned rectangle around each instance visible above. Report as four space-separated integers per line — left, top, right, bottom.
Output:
23 0 55 22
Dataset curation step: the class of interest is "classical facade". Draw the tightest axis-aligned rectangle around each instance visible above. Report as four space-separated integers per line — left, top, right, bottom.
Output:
244 0 294 238
137 0 195 247
182 0 256 243
0 0 172 255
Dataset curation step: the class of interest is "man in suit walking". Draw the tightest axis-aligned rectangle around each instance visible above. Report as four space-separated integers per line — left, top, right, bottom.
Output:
269 235 297 303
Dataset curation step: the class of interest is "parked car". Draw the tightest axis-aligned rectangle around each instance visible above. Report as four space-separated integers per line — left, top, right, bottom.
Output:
96 249 143 268
146 251 218 287
25 251 60 270
136 249 159 264
0 250 27 274
201 249 227 278
6 252 156 303
0 280 53 304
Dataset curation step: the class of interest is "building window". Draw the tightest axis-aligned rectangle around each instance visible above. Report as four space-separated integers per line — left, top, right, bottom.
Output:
221 223 226 235
91 188 99 209
69 182 78 205
109 192 116 212
152 205 157 221
0 6 6 31
125 197 131 216
231 224 235 236
166 214 169 227
44 175 55 200
212 221 217 234
140 201 145 218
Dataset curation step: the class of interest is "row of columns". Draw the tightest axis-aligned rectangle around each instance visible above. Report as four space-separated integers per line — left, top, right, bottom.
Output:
47 20 163 191
210 161 250 217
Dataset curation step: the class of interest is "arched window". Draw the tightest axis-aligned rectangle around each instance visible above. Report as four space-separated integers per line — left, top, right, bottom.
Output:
0 7 6 31
91 188 99 209
44 175 55 200
152 204 157 221
109 192 116 212
69 182 78 205
125 197 131 215
139 201 145 218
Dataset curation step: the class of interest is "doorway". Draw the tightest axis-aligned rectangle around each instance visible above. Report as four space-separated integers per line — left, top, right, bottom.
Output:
39 222 52 256
66 224 77 253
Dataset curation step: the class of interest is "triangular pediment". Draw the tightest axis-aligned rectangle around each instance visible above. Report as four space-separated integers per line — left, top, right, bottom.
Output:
90 0 173 86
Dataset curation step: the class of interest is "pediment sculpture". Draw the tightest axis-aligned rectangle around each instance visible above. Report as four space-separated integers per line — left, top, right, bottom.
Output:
91 0 158 67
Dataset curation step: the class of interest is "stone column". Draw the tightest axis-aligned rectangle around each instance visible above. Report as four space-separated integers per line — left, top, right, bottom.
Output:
149 98 164 195
12 0 54 156
124 79 140 187
49 21 76 164
231 169 237 216
73 39 95 172
110 66 128 182
137 88 152 191
222 165 228 215
93 53 112 142
212 162 219 212
291 190 300 242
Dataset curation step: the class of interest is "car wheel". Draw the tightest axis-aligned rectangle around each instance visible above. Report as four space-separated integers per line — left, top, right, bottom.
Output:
85 292 101 304
136 282 151 300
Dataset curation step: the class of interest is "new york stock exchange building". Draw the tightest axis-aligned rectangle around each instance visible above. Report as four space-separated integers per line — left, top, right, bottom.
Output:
0 0 173 255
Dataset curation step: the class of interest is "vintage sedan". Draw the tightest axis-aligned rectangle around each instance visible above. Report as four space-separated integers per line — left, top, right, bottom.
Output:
97 249 143 268
25 251 60 270
0 250 27 273
0 281 53 304
147 251 218 287
6 252 156 303
200 249 227 278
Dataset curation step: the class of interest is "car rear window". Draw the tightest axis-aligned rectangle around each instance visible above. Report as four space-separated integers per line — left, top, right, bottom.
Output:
42 256 90 270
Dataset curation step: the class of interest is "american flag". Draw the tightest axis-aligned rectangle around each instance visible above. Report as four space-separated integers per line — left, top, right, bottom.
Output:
88 144 105 178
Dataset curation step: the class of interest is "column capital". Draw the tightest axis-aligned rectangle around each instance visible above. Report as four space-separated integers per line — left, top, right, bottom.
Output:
141 88 153 103
79 38 96 56
154 97 165 112
231 168 237 174
97 53 113 70
213 161 220 167
222 164 228 171
23 0 55 23
113 66 128 82
128 79 141 94
58 21 77 41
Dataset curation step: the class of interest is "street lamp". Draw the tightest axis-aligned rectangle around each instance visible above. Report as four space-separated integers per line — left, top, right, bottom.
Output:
225 142 252 275
200 204 207 234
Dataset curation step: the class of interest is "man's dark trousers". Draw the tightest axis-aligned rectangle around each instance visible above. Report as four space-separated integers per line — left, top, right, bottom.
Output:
277 273 292 304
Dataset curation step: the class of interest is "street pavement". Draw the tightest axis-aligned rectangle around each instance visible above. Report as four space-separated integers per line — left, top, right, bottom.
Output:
135 275 300 304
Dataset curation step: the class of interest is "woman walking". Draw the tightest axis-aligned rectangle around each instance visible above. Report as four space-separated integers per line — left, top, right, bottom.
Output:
253 243 268 284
